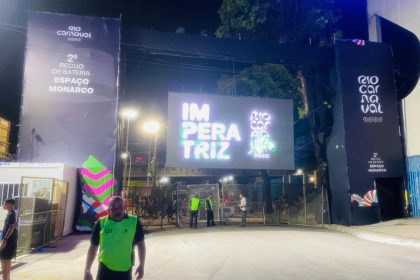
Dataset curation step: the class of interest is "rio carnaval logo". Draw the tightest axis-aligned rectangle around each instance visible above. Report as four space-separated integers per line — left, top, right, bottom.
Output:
248 111 276 159
358 75 383 123
56 26 92 41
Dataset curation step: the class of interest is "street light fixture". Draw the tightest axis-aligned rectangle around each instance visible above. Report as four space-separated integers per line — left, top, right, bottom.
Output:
159 177 170 185
221 175 234 184
120 108 138 190
121 152 132 187
295 168 303 175
143 120 160 134
143 120 160 187
120 108 138 120
309 176 316 183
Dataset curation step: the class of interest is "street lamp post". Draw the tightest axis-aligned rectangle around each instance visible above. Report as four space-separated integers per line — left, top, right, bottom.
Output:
121 152 132 187
120 108 138 190
143 120 160 187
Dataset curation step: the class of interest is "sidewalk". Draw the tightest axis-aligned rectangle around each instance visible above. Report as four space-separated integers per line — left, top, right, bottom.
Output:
325 218 420 248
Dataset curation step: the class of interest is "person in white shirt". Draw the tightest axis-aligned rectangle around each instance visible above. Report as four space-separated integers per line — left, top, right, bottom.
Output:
239 194 247 227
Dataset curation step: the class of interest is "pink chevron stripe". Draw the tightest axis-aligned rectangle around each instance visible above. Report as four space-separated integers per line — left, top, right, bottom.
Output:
83 178 114 196
80 168 111 180
102 195 112 206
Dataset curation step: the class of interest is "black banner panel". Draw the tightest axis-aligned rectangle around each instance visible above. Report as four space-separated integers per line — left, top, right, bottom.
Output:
166 92 294 170
18 11 120 169
328 41 404 225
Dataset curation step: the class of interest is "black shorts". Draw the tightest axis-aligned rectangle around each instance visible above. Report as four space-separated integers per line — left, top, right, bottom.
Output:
97 262 132 280
0 231 18 260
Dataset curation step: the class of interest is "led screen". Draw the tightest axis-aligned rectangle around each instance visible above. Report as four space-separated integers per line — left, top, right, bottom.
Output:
166 92 294 170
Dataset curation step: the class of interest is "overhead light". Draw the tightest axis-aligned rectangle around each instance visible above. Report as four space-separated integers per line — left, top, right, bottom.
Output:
120 108 138 120
121 152 129 159
143 120 160 134
159 177 170 184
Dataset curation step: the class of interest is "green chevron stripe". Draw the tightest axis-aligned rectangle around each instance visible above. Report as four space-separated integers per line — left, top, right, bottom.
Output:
82 174 113 188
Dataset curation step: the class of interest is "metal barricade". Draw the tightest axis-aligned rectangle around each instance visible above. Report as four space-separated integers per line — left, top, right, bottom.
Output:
272 183 329 226
123 186 177 229
14 177 69 256
221 183 265 224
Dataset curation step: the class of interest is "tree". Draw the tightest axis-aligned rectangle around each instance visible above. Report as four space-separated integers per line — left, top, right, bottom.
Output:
217 63 303 117
216 0 340 214
215 0 267 40
216 0 341 46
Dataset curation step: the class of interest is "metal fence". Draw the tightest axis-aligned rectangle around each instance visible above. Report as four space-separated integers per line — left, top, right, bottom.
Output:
221 182 329 226
122 181 329 229
175 184 220 227
0 183 29 236
220 183 265 223
1 177 69 256
122 186 177 229
273 183 329 225
0 183 29 205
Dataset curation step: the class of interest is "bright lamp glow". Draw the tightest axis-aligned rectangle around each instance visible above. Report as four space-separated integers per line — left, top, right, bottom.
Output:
143 120 160 134
120 108 138 120
221 175 234 183
159 177 170 184
309 176 316 183
121 152 129 159
295 169 303 175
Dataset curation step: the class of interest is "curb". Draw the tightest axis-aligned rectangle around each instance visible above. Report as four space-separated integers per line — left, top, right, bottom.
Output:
325 224 420 248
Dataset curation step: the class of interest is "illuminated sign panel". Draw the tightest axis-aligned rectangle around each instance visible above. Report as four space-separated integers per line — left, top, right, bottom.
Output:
166 92 294 170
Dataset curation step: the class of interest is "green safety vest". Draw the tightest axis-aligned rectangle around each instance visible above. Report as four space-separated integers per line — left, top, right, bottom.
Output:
99 215 137 271
205 198 213 210
190 197 200 211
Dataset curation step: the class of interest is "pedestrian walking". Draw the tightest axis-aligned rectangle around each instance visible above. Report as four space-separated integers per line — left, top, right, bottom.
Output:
239 194 247 227
189 194 200 229
0 198 18 280
205 195 216 227
84 196 146 280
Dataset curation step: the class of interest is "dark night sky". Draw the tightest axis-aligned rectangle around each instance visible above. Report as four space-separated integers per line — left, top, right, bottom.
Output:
0 0 367 154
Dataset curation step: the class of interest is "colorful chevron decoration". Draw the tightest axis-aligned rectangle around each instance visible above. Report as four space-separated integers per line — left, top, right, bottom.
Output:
76 155 115 231
351 189 378 207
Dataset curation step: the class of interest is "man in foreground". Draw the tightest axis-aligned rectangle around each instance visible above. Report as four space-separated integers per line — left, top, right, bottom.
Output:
84 196 146 280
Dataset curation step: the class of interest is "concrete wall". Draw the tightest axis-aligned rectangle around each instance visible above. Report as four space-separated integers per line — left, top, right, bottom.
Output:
368 0 420 156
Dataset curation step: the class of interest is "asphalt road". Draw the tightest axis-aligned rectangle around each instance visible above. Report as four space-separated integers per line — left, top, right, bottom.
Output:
11 226 420 280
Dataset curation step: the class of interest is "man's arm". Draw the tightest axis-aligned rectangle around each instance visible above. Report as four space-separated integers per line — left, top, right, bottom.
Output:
85 245 98 271
135 240 146 279
0 224 16 249
84 221 100 280
3 224 15 240
134 219 146 279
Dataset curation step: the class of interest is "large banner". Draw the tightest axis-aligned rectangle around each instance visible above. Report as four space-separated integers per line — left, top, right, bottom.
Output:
18 11 120 230
18 11 120 170
166 92 294 170
328 41 404 225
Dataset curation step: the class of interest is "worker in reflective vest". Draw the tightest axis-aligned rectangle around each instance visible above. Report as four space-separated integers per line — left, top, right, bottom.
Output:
189 194 200 229
205 195 216 227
